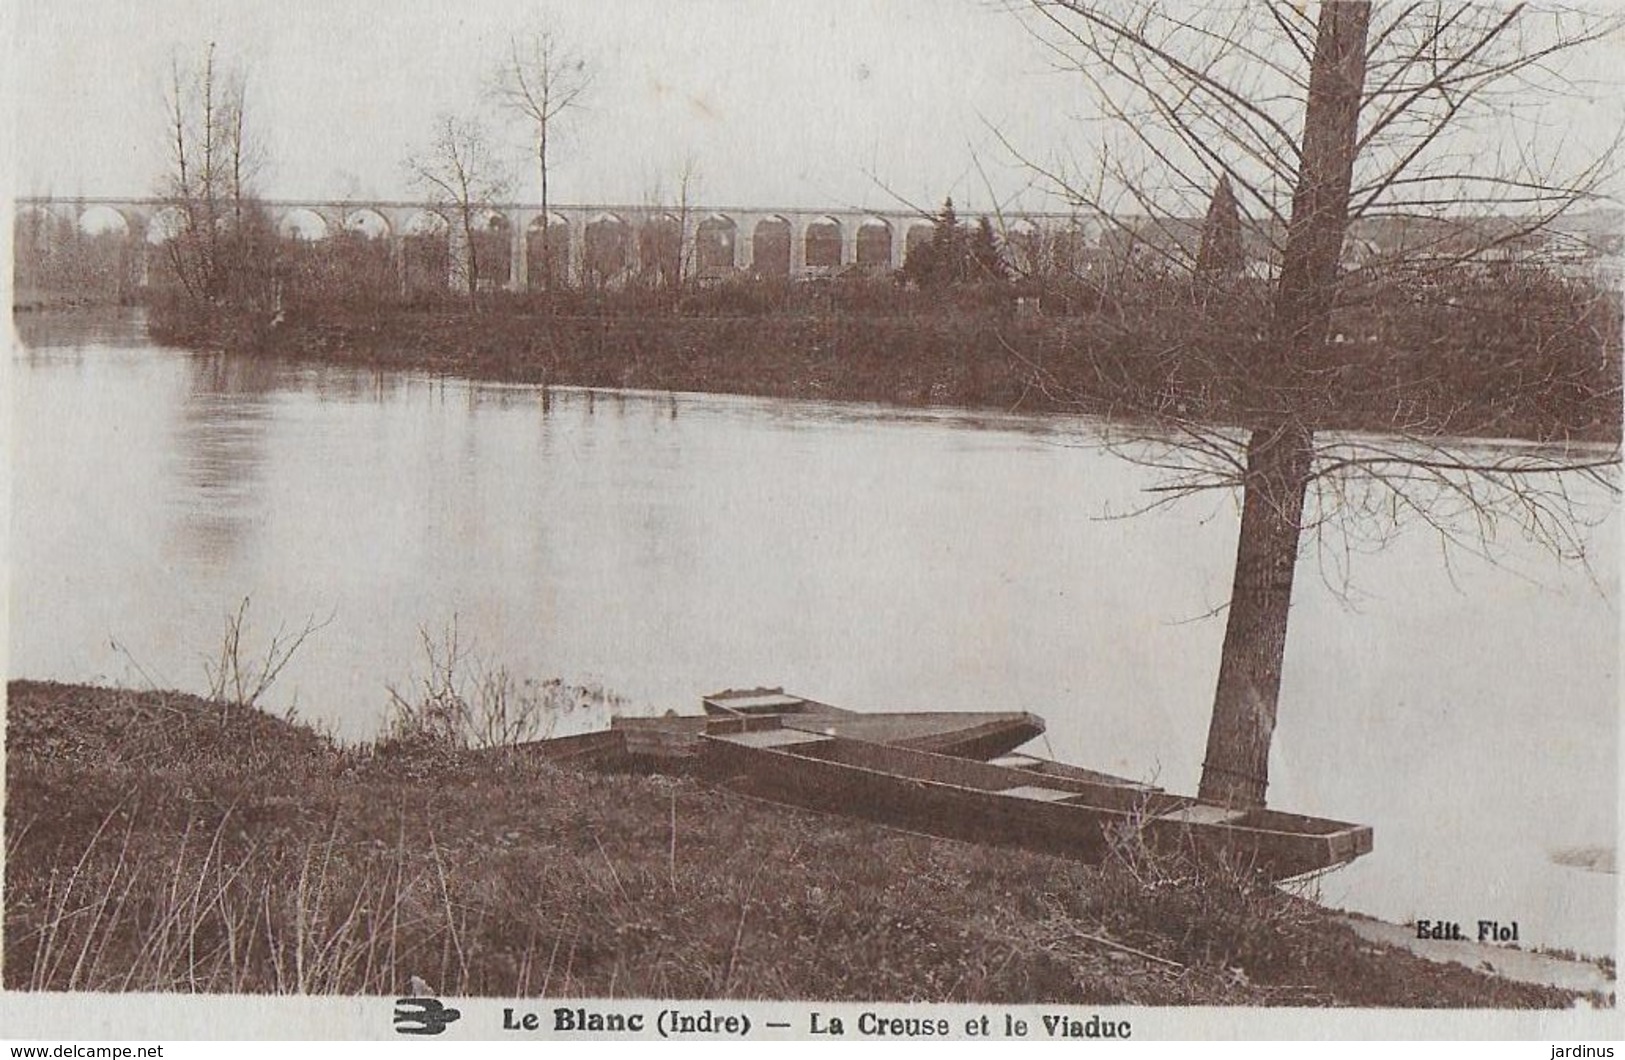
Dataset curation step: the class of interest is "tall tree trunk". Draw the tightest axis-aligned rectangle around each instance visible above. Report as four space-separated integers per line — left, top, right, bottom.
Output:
463 208 480 306
539 128 550 292
1197 0 1370 809
1198 422 1314 808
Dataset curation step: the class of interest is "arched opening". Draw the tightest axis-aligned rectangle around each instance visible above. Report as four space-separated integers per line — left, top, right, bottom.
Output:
526 213 570 290
903 222 934 266
856 217 892 270
13 206 62 262
804 216 841 270
80 208 140 298
696 214 737 273
328 209 394 302
79 206 131 238
470 210 512 290
142 207 193 293
752 216 792 278
278 208 330 242
14 207 71 301
277 209 332 298
147 207 189 246
14 205 60 245
402 211 451 294
1005 219 1041 276
639 212 682 287
583 213 630 286
343 209 390 240
14 206 140 303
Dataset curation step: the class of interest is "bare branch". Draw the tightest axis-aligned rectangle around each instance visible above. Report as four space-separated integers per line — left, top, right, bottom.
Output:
404 112 512 301
490 19 590 289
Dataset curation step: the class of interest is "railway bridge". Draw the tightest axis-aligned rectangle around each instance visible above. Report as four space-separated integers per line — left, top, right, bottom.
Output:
14 196 1102 291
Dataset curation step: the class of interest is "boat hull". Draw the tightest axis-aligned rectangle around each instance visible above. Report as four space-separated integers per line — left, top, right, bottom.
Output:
614 706 1044 764
703 728 1371 882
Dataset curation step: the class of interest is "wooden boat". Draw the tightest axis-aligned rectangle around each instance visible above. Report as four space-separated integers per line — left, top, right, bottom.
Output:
615 687 1045 763
502 728 628 768
702 688 856 718
700 721 1372 881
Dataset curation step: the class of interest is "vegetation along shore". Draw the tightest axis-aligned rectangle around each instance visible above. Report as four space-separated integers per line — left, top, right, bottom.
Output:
147 267 1622 448
3 679 1607 1005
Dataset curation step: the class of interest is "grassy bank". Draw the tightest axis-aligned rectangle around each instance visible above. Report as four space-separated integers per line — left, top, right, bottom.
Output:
3 679 1598 1005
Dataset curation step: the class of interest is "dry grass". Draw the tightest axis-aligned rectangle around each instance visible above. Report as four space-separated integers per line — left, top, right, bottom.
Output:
378 620 622 752
2 679 1591 1005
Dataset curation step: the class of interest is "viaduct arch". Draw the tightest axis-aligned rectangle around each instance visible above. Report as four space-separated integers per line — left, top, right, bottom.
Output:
13 196 1107 292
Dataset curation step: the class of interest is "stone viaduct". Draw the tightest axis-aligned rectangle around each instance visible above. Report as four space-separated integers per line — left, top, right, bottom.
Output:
15 196 1102 291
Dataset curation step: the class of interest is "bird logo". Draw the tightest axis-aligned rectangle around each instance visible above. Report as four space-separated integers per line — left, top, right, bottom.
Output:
394 978 462 1036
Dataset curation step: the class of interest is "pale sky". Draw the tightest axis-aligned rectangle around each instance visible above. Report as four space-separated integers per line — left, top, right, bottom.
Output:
7 1 1623 215
7 0 1082 213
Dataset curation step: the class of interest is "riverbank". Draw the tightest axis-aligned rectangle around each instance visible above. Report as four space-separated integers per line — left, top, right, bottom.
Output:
144 279 1624 445
3 679 1605 1005
176 300 1055 412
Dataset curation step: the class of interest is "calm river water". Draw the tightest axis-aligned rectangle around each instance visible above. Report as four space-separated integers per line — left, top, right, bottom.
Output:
10 311 1618 956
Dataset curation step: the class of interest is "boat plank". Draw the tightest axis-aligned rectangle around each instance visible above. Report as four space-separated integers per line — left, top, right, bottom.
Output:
996 785 1081 803
990 754 1042 767
710 693 810 712
713 729 836 749
1158 804 1249 826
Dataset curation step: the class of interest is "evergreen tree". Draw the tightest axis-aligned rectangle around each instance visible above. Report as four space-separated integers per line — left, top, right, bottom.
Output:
929 197 963 283
1194 175 1245 277
903 198 1011 287
969 216 1009 281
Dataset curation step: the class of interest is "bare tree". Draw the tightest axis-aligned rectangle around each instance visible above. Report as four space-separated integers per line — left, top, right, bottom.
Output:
492 24 591 291
1007 1 1622 808
159 42 268 306
404 113 513 303
639 153 703 299
665 153 704 295
675 153 702 290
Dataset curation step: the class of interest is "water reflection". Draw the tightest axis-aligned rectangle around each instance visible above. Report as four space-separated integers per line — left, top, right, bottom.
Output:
167 353 277 567
10 310 1618 957
12 307 158 351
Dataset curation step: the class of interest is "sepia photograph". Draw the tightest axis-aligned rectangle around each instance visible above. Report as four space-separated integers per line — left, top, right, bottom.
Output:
4 0 1622 1041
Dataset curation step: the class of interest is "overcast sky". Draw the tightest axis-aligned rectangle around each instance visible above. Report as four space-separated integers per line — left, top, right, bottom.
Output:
8 0 1089 213
8 1 1623 215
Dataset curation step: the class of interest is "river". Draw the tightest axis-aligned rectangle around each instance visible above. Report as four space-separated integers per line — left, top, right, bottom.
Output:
9 309 1618 957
